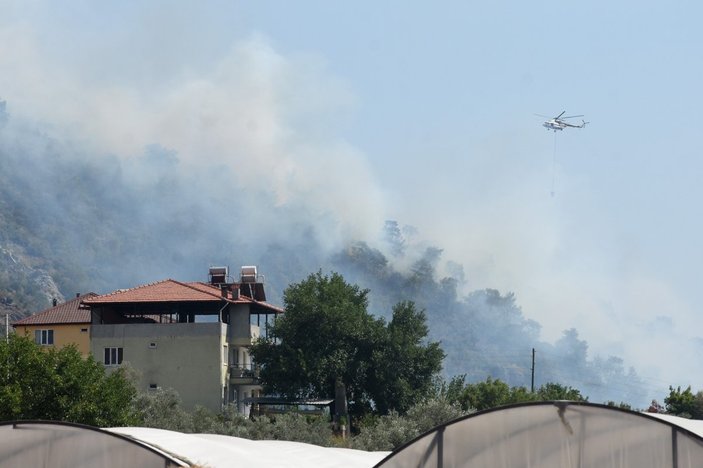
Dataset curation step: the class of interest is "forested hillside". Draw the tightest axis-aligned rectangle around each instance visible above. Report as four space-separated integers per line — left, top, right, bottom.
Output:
0 101 648 406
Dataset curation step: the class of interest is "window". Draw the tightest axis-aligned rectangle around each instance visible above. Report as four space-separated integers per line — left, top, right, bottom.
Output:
80 328 88 333
34 329 54 345
103 347 123 366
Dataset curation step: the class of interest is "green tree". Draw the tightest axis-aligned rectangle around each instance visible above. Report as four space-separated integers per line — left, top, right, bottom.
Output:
536 382 586 401
664 386 703 419
457 377 536 411
250 271 444 418
351 411 418 451
509 385 537 403
131 387 335 445
383 220 405 257
605 401 633 410
436 374 468 406
132 387 193 431
459 377 511 411
0 334 138 426
369 301 445 414
251 271 383 416
405 397 471 434
449 377 587 412
352 397 471 451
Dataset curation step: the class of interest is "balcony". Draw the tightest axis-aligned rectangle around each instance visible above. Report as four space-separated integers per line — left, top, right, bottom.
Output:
229 363 260 384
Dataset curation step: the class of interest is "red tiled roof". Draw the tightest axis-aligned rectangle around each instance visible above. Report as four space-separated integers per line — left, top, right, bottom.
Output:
188 282 284 312
239 298 285 314
82 279 223 304
83 279 284 314
13 293 97 326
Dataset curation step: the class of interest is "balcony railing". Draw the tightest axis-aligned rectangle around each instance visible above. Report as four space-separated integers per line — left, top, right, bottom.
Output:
229 363 260 380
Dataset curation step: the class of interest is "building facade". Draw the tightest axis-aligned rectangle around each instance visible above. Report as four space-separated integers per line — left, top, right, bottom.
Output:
83 267 282 413
12 293 97 356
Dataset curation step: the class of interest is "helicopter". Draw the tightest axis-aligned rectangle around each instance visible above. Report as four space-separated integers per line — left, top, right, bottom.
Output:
536 111 588 132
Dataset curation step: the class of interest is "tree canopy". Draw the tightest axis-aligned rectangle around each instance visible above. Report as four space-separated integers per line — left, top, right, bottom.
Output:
250 271 444 417
439 375 587 412
665 385 703 419
368 301 445 414
0 334 138 426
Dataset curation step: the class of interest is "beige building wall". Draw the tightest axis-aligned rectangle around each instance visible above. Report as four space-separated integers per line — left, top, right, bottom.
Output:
15 324 91 356
91 322 228 411
228 304 253 345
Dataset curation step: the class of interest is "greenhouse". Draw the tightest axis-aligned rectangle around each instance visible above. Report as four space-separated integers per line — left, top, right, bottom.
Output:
374 401 703 467
4 402 703 467
0 420 388 468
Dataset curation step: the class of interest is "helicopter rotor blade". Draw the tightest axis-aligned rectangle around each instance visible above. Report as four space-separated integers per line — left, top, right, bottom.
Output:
534 113 552 118
556 111 566 119
561 115 584 119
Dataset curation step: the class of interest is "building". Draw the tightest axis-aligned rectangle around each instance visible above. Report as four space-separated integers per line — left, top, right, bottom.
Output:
12 293 97 356
82 266 283 413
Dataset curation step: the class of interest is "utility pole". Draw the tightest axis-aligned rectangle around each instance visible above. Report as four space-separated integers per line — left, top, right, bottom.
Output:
334 378 348 439
531 348 535 393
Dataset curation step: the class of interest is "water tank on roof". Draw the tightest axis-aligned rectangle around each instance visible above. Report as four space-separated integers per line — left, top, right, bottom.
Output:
240 266 257 283
209 266 228 285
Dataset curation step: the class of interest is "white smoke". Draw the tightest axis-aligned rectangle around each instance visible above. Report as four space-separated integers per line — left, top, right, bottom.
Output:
0 26 386 250
2 4 701 401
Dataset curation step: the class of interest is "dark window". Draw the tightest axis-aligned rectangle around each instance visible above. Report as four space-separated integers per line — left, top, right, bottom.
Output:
104 347 123 366
34 329 54 345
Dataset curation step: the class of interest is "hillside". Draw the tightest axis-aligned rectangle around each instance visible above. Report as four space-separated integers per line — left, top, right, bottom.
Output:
0 104 649 406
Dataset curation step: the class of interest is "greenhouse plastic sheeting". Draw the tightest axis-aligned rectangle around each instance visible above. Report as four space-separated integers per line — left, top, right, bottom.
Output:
375 401 703 468
108 426 390 468
0 421 186 468
0 421 388 468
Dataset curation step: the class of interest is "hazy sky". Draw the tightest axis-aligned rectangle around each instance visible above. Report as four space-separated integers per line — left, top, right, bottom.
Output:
2 1 702 396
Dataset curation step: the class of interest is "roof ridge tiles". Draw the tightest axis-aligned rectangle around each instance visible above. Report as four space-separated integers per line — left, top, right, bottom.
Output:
178 280 232 302
13 292 98 326
83 279 241 304
87 279 177 300
83 279 223 302
25 293 94 313
71 278 283 313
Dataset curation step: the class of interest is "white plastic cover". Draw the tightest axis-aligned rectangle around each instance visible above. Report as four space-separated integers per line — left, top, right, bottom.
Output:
109 427 390 467
0 421 388 468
